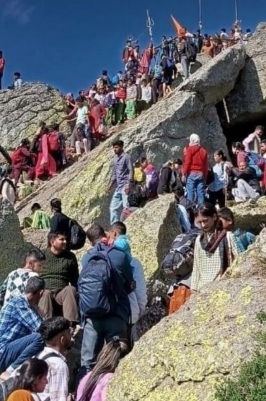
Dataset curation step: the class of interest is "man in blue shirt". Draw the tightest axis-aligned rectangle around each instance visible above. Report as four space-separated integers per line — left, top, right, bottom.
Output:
108 140 134 224
0 276 45 378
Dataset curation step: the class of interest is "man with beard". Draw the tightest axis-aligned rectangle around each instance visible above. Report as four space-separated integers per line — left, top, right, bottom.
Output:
39 233 79 325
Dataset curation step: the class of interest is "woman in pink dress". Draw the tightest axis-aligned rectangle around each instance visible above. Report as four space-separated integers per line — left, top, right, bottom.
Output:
34 126 57 179
77 338 128 401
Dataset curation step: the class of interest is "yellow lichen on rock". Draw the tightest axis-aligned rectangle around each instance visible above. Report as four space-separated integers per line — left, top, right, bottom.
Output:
106 257 265 401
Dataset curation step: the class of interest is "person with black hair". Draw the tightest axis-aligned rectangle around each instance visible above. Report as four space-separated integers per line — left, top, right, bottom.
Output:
50 198 71 244
6 358 48 401
37 317 72 401
0 165 16 205
218 207 256 252
8 72 23 90
77 339 129 401
0 249 45 309
79 223 133 375
11 138 35 184
39 232 79 324
207 150 229 208
108 140 134 224
191 203 240 292
0 277 45 378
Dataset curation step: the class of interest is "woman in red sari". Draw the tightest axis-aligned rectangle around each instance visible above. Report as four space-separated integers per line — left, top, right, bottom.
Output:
89 99 107 141
34 127 57 179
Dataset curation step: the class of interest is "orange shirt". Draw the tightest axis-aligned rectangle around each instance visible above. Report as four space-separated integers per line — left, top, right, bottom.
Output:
7 390 34 401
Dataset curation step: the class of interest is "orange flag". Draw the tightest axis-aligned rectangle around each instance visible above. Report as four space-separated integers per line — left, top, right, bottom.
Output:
171 15 186 36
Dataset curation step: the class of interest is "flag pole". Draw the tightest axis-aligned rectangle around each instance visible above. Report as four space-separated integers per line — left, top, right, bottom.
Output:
235 0 239 22
198 0 203 33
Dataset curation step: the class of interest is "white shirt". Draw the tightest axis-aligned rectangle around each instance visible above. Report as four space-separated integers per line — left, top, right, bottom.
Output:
141 85 152 103
37 347 69 401
76 106 88 125
14 78 23 89
1 179 16 205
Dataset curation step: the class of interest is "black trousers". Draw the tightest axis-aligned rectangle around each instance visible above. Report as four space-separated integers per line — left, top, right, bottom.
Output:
208 189 225 208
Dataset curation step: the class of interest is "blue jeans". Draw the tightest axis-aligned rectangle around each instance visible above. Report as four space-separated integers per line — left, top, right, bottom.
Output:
110 188 128 224
80 316 127 376
0 333 44 372
186 172 205 206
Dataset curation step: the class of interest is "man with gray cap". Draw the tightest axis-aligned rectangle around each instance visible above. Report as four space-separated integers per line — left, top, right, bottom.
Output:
182 134 208 205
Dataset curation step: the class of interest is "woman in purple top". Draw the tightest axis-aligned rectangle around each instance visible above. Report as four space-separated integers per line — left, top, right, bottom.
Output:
77 338 129 401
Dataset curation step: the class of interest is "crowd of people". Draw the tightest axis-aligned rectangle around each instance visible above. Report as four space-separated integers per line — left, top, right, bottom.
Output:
0 21 254 178
0 122 265 400
0 18 260 401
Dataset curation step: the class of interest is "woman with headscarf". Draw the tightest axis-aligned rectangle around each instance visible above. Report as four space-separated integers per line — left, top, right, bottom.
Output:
182 133 208 205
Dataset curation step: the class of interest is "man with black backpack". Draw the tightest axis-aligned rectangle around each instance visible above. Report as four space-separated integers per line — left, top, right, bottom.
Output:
178 36 196 80
78 223 134 377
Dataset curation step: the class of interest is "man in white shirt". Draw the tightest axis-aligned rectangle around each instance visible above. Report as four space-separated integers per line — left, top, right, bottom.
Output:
66 97 89 150
139 79 152 113
37 317 72 401
243 125 264 153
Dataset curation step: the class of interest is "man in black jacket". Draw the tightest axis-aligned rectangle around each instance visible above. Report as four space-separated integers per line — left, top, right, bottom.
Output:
50 198 71 243
231 161 261 202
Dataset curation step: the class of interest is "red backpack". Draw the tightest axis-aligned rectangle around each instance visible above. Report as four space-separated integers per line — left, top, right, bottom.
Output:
48 131 60 152
10 148 22 164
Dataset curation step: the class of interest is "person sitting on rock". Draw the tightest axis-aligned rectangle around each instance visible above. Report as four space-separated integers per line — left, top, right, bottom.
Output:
218 207 256 252
230 161 261 203
231 142 248 166
120 183 143 221
174 186 195 233
37 317 72 401
23 202 51 229
201 38 214 57
0 249 45 309
191 203 240 293
50 198 72 245
39 232 79 325
0 165 16 205
8 72 23 90
0 276 45 379
77 339 129 401
11 138 35 184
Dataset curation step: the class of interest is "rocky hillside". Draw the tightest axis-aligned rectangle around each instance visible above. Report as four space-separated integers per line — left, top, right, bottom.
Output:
0 84 70 149
106 228 266 401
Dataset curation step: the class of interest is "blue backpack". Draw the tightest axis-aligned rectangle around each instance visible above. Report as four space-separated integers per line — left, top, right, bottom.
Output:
247 152 263 178
166 58 175 69
78 244 118 319
111 75 119 85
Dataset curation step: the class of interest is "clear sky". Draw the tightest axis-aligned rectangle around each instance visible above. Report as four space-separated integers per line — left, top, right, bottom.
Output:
0 0 265 95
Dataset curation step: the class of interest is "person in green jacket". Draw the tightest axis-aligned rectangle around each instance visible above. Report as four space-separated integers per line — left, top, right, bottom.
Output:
23 203 51 229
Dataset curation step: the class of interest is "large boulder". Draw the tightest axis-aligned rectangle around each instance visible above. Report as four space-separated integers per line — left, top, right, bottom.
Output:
0 84 69 148
226 23 266 123
179 45 246 104
126 195 180 295
231 197 266 234
106 230 266 401
17 89 227 227
0 198 31 284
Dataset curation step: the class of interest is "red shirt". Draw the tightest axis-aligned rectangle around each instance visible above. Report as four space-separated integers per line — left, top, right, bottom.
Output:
183 145 208 179
0 57 5 73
